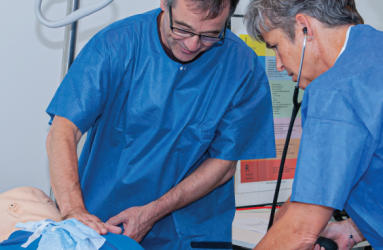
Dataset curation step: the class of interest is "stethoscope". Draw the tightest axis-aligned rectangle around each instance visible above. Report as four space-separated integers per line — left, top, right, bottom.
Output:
267 27 338 250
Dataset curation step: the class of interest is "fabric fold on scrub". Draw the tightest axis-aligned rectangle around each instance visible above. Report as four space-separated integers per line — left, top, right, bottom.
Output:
0 228 144 250
15 219 105 250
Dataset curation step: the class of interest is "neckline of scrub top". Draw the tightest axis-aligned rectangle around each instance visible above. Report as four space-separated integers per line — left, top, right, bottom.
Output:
156 11 205 65
336 25 353 62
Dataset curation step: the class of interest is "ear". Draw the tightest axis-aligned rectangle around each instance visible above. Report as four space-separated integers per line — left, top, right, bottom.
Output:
160 0 167 12
7 202 24 218
295 14 314 42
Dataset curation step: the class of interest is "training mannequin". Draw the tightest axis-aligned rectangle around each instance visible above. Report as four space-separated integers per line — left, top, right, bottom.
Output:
0 187 61 242
0 187 144 250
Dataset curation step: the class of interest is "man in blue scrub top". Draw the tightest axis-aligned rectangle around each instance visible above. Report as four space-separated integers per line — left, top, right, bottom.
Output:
45 0 276 249
244 0 383 249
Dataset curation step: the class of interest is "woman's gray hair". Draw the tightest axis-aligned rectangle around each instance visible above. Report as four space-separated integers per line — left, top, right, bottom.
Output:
244 0 364 43
166 0 240 19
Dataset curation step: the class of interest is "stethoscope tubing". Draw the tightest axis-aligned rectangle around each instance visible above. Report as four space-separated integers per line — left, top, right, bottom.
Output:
267 31 306 230
266 29 338 250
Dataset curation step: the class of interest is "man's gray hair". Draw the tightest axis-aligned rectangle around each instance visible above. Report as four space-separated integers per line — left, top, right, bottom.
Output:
244 0 364 43
166 0 240 19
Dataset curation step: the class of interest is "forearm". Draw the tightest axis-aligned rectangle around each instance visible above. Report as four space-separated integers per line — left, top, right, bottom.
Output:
47 116 84 217
255 221 316 250
348 219 365 243
274 196 291 223
146 158 237 221
254 202 334 250
318 217 366 249
324 218 365 245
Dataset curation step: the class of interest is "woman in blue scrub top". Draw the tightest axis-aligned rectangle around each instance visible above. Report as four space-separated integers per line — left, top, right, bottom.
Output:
45 0 276 249
244 0 383 249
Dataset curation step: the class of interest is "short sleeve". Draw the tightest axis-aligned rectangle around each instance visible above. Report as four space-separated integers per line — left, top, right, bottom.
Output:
46 38 111 134
291 101 375 210
208 58 276 160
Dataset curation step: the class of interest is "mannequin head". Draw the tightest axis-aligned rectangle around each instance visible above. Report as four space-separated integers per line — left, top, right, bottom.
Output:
0 187 61 241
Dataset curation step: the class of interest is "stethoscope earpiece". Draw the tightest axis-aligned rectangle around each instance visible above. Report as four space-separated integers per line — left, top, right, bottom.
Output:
303 27 313 40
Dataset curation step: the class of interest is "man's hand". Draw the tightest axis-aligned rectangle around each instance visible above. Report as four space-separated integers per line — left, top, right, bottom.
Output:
106 159 236 243
106 205 155 242
63 208 123 235
314 219 365 250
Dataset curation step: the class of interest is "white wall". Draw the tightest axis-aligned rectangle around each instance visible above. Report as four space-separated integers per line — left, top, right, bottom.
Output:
0 0 159 194
0 0 382 195
355 0 383 31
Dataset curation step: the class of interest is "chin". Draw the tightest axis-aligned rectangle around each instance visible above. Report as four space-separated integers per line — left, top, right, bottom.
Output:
175 52 198 62
172 43 202 62
299 80 311 90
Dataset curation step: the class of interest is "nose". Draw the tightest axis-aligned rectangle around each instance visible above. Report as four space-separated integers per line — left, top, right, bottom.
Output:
184 35 201 52
275 53 285 72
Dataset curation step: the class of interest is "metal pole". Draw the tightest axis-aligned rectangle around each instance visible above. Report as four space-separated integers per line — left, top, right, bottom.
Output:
61 0 80 82
50 0 80 201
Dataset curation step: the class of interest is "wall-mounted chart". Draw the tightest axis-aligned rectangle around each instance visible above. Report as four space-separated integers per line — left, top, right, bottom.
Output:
239 34 302 185
231 20 303 207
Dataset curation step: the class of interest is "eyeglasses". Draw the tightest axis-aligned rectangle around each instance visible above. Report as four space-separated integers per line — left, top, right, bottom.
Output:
168 6 227 44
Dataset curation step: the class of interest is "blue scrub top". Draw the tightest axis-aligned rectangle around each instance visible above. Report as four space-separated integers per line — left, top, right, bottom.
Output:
291 25 383 249
46 8 275 249
0 231 144 250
